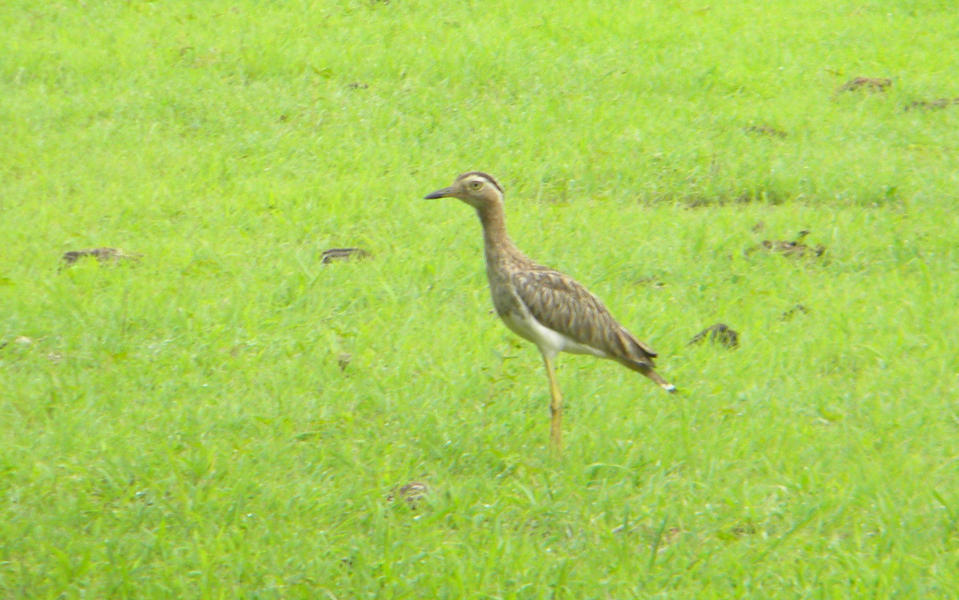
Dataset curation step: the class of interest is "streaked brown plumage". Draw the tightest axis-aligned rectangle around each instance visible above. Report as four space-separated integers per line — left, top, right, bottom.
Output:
424 172 675 452
510 268 661 372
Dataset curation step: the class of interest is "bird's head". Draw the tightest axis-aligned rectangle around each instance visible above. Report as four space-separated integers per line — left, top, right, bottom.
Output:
424 172 504 210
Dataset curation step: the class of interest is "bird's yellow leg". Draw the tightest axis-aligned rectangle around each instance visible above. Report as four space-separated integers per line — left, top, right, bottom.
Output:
542 353 563 455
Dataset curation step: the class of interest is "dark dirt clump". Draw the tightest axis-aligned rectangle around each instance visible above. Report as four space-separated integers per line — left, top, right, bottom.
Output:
688 323 739 348
781 304 810 321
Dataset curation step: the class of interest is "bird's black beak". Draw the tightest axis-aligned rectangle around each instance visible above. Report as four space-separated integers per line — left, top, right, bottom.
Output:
424 187 452 200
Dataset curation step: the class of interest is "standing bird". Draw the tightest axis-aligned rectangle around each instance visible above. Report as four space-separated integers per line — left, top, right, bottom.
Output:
424 172 675 452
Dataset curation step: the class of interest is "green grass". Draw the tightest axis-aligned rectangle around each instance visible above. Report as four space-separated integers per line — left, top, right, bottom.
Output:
3 0 959 597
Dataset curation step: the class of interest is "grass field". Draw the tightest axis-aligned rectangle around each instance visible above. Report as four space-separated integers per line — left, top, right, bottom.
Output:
3 0 959 597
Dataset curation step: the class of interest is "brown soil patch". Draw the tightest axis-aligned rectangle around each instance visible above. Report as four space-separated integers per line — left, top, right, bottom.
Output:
633 276 665 288
321 247 371 264
744 125 787 138
61 247 142 269
904 97 959 111
837 77 892 93
387 481 430 510
745 231 825 259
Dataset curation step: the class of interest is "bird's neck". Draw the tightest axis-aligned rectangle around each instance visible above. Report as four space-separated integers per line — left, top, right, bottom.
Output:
477 202 523 264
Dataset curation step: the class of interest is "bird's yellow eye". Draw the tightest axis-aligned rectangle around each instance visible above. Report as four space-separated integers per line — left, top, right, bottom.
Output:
469 180 483 190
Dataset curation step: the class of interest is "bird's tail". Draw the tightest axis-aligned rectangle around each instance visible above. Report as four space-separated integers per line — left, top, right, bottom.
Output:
620 358 677 393
645 368 677 393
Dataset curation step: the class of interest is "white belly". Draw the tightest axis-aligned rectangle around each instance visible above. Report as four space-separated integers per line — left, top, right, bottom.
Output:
500 309 608 360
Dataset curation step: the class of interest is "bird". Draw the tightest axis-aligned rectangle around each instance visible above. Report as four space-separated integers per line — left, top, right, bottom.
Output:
424 172 675 452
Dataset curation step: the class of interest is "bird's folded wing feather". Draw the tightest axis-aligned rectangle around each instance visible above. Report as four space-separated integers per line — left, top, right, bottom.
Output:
510 267 657 363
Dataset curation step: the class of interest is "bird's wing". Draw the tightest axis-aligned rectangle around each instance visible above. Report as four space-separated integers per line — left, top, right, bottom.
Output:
510 267 658 364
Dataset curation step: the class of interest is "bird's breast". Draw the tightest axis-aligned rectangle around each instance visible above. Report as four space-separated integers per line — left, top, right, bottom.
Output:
500 307 560 350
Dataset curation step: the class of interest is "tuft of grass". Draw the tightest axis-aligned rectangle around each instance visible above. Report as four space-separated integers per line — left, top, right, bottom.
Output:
2 1 959 597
